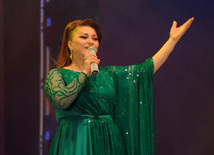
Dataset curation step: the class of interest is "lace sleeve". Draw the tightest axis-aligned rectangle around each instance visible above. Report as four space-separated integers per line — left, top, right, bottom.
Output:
44 69 87 110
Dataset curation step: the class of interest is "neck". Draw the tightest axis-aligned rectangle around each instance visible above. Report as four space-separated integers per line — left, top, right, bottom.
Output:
68 58 84 72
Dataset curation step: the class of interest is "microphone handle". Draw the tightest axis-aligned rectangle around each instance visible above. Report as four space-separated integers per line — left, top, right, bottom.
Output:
91 62 99 76
88 46 99 76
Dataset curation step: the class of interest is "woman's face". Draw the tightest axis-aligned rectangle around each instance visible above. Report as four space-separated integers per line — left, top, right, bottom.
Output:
68 26 99 60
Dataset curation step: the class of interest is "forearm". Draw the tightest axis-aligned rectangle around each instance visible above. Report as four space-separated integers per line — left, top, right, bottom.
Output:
152 17 194 74
152 38 177 73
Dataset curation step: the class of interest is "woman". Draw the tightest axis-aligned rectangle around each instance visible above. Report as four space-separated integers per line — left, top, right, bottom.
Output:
44 18 194 155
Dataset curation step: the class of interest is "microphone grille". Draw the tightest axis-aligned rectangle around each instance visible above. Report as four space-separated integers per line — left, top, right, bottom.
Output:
88 46 97 53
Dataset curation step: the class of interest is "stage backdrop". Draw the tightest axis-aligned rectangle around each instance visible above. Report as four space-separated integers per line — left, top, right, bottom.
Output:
2 0 214 155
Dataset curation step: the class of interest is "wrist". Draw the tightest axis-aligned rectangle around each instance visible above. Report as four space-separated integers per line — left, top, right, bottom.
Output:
168 37 178 46
169 36 179 44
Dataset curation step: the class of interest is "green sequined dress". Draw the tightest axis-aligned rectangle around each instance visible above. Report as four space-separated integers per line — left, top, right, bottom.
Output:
44 58 154 155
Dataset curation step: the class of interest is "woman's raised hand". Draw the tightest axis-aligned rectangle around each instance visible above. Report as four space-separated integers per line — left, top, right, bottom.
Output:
170 17 194 42
152 17 194 73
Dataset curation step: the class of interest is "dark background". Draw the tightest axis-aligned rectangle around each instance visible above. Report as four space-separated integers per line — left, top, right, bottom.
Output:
0 0 214 155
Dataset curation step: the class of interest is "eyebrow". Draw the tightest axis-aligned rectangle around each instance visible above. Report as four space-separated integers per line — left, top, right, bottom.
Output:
79 32 97 36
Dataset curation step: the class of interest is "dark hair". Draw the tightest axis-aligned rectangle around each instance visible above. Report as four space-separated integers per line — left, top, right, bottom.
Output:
57 19 102 68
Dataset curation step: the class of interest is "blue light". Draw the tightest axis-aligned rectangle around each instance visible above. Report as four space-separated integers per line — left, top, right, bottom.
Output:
45 131 50 140
46 18 51 27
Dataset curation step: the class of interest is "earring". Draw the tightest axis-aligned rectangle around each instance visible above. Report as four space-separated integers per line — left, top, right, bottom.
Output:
70 50 72 60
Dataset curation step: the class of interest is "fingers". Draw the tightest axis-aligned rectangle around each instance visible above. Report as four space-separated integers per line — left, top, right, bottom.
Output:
84 52 100 68
172 20 177 28
181 17 194 28
185 17 194 29
187 17 194 23
85 53 99 62
86 56 100 64
173 17 194 28
83 54 100 76
169 17 194 42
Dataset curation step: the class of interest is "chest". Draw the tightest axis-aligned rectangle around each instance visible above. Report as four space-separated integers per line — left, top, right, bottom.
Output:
62 69 116 114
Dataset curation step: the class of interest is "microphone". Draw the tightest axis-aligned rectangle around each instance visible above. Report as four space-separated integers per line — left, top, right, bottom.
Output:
88 46 99 76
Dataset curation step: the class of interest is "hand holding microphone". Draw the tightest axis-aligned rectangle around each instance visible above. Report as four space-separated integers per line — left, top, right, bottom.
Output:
88 46 99 76
83 46 100 76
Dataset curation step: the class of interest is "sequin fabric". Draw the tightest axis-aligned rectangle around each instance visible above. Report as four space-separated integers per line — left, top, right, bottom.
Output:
44 58 154 155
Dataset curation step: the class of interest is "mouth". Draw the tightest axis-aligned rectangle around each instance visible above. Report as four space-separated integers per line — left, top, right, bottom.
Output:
85 46 94 49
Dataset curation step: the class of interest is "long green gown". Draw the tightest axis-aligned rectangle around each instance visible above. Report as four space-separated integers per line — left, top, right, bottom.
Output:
44 58 154 155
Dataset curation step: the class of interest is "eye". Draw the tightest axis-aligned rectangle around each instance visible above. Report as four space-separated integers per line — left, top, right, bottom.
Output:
92 37 98 41
80 36 88 39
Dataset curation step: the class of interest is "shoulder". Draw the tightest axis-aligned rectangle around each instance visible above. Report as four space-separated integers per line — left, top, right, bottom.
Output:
45 68 65 81
48 68 61 74
47 68 62 76
139 58 154 71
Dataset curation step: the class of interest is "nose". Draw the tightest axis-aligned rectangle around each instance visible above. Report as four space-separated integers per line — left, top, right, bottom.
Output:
87 37 94 46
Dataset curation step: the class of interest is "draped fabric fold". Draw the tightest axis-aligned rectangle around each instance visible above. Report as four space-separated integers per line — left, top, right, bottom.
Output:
113 58 154 155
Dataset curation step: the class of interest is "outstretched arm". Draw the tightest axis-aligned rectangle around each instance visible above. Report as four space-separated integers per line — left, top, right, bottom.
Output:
152 17 194 73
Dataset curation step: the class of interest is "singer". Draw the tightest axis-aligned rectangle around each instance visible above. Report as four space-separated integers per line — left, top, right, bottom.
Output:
44 18 194 155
